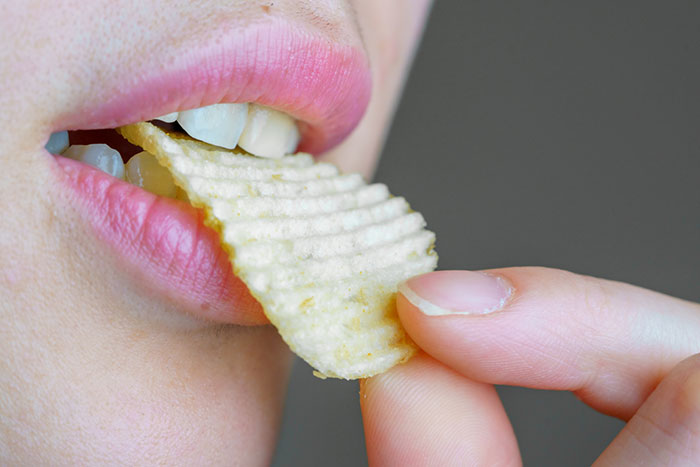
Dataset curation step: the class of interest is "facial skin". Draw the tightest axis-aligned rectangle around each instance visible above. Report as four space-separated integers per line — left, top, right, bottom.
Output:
0 1 431 464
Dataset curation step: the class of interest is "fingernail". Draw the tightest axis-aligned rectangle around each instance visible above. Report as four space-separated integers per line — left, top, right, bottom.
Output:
398 271 513 316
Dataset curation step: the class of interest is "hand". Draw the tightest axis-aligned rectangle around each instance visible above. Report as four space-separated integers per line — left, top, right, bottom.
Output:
360 268 700 465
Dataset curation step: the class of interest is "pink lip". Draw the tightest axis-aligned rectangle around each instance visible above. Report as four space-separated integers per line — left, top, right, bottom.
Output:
53 21 371 325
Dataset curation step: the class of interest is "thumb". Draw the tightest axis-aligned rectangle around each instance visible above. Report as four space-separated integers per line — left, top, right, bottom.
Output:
595 353 700 465
361 353 521 466
396 268 700 420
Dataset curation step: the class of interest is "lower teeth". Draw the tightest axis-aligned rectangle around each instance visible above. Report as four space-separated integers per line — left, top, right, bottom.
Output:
125 150 178 198
62 144 125 180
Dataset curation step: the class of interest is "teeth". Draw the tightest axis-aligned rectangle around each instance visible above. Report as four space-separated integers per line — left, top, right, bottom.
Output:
177 103 248 149
125 151 178 198
154 112 178 123
238 104 300 159
61 103 299 186
45 131 69 154
63 144 125 179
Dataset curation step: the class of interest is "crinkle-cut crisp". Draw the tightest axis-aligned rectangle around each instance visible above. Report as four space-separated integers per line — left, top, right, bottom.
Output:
118 122 438 379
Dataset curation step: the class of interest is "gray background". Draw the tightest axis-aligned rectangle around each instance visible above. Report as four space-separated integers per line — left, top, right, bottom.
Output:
273 1 700 465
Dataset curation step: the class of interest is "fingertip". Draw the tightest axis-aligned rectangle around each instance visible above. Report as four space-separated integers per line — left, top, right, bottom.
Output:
395 289 422 327
395 290 460 364
395 273 516 383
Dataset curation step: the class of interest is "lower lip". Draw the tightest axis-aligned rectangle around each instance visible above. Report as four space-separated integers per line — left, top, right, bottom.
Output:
54 156 267 325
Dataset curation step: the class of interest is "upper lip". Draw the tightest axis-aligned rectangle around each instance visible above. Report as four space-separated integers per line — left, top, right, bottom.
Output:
56 19 372 155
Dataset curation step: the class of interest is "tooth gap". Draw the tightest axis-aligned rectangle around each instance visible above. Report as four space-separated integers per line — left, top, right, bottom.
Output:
150 119 182 133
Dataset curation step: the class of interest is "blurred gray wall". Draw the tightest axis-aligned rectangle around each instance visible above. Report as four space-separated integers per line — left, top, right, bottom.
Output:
274 1 700 465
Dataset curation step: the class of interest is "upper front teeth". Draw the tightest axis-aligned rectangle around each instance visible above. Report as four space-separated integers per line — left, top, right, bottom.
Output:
154 112 178 123
177 103 249 150
238 104 300 159
155 103 300 158
63 144 125 179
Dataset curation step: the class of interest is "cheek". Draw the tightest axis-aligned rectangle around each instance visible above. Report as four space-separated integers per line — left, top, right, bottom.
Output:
320 0 431 176
352 0 431 83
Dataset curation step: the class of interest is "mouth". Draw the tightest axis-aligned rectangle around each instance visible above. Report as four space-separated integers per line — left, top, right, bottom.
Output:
48 21 371 326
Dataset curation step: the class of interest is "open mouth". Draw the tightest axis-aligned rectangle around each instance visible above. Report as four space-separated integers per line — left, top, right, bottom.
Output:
47 22 371 326
51 102 302 199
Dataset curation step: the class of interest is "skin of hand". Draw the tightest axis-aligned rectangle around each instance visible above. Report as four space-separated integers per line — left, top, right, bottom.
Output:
0 1 431 464
361 268 700 465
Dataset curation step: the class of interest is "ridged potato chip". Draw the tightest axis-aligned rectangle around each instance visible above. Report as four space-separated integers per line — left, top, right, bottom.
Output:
118 122 437 379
